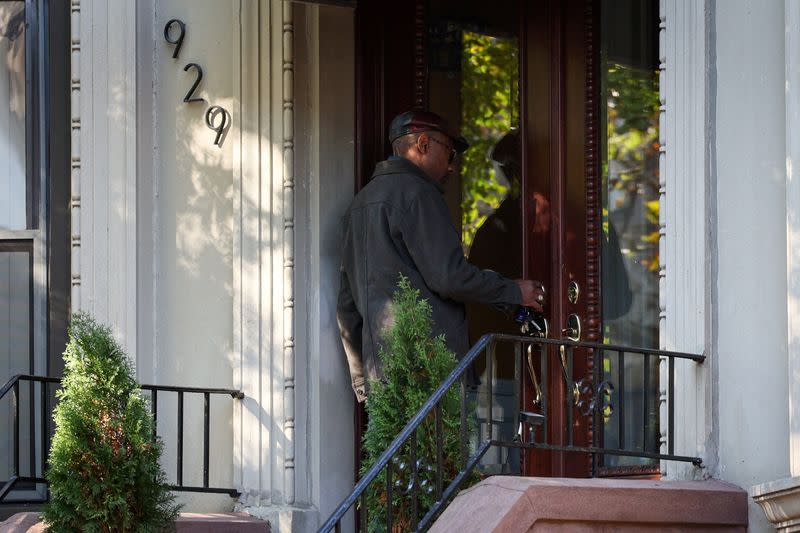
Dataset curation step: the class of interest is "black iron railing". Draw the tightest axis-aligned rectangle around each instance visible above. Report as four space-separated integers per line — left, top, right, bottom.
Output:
0 374 244 504
318 334 705 533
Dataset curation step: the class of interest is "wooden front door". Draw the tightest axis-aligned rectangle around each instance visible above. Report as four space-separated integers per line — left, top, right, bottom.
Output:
355 0 661 478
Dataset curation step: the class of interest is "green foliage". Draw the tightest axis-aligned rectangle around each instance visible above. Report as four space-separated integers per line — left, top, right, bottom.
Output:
42 313 180 533
361 276 470 532
460 31 519 253
604 63 661 272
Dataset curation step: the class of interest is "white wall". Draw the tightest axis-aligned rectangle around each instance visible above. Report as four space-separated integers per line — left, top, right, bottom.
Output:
659 0 709 481
295 4 357 529
713 1 790 530
72 0 138 353
137 0 239 512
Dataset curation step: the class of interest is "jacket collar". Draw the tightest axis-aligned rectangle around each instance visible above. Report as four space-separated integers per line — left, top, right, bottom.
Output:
372 156 444 193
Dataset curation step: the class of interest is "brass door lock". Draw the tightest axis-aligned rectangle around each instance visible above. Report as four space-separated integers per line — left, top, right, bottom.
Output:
562 313 581 341
567 281 580 304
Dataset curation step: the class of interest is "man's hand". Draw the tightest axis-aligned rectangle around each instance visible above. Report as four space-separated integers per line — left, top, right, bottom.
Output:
515 279 547 312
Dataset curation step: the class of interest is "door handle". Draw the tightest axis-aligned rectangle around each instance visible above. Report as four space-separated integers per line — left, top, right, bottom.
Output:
516 308 549 338
526 345 543 406
561 313 581 341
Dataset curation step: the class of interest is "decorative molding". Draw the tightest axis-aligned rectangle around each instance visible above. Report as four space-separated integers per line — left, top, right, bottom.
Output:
583 0 600 473
413 0 426 109
68 0 138 355
234 0 301 510
657 0 668 470
583 0 600 344
70 0 81 310
752 476 800 532
282 0 296 506
658 0 707 478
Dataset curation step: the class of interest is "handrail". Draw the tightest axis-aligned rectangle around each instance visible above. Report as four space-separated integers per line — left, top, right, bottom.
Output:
318 333 705 532
319 335 492 533
0 374 245 401
490 334 705 361
0 374 245 503
0 374 60 401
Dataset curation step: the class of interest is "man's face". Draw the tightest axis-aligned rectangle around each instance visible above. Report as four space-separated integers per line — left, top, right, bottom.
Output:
421 132 456 182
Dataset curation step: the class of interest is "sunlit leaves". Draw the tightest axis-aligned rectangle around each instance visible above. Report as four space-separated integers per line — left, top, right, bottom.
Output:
605 63 661 276
460 31 519 253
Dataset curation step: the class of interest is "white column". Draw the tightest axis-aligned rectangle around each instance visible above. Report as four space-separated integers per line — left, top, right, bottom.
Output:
282 1 297 505
233 2 315 529
659 0 708 479
234 4 356 530
786 0 800 479
297 4 357 529
752 2 800 530
71 0 138 356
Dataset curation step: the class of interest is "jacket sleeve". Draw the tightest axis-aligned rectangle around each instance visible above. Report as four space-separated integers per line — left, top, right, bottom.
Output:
336 267 368 402
400 190 522 306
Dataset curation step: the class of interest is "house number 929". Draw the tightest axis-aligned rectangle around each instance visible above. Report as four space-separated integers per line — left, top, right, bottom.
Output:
164 18 230 147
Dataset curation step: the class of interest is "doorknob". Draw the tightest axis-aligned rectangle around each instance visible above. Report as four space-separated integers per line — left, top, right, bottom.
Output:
562 313 581 341
516 307 549 338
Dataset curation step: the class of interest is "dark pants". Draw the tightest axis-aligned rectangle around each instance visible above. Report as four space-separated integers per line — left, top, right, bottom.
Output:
354 401 368 532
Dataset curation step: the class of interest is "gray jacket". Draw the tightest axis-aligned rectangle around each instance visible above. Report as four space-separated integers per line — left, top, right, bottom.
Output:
336 157 522 400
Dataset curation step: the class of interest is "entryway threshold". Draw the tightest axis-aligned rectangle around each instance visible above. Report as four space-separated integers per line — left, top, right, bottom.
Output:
430 476 747 532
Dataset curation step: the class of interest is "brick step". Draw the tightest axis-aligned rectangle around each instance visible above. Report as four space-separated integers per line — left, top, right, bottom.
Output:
0 512 270 533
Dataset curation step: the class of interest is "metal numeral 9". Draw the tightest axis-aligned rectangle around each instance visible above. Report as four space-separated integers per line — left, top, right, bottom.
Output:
205 106 230 147
164 19 186 59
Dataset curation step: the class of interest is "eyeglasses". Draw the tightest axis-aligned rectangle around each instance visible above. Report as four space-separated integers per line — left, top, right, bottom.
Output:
428 136 457 164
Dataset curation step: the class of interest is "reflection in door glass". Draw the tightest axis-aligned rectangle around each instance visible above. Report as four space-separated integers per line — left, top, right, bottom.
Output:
427 0 521 474
459 30 519 255
0 245 32 485
0 2 28 230
599 0 661 468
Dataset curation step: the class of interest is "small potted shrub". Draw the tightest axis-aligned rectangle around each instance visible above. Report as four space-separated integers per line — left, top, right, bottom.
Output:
361 276 472 531
42 313 180 532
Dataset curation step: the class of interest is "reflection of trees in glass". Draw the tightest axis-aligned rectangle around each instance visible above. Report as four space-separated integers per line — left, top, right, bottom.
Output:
460 31 519 253
602 63 661 466
605 64 660 272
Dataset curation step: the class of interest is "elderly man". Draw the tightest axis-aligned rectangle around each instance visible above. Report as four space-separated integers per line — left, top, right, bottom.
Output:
337 110 545 402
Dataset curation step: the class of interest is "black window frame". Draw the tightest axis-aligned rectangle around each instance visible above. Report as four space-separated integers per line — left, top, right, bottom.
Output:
0 0 70 502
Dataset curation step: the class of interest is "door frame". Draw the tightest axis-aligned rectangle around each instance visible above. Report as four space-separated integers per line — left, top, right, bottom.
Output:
353 0 602 478
519 0 600 478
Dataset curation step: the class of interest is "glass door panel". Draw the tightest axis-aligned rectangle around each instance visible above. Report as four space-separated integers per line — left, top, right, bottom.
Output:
0 242 33 486
427 0 522 474
0 1 28 230
599 0 661 469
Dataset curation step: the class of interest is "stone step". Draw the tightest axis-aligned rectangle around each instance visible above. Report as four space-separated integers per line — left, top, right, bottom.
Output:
177 513 270 533
430 476 748 532
0 512 270 533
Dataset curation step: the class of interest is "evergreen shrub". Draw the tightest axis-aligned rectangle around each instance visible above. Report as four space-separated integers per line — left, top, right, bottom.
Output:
42 313 180 532
361 276 473 531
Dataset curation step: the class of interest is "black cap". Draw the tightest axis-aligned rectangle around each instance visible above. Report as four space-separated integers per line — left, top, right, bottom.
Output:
388 110 469 154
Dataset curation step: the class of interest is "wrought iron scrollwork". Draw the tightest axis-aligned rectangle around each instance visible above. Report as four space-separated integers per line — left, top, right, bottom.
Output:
574 377 614 417
555 345 614 417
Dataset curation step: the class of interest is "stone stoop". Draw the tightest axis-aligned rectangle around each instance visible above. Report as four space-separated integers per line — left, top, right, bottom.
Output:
430 476 748 532
176 513 270 532
0 512 270 532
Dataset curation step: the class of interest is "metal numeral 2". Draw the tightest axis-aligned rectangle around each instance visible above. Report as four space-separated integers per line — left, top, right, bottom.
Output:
183 63 205 103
